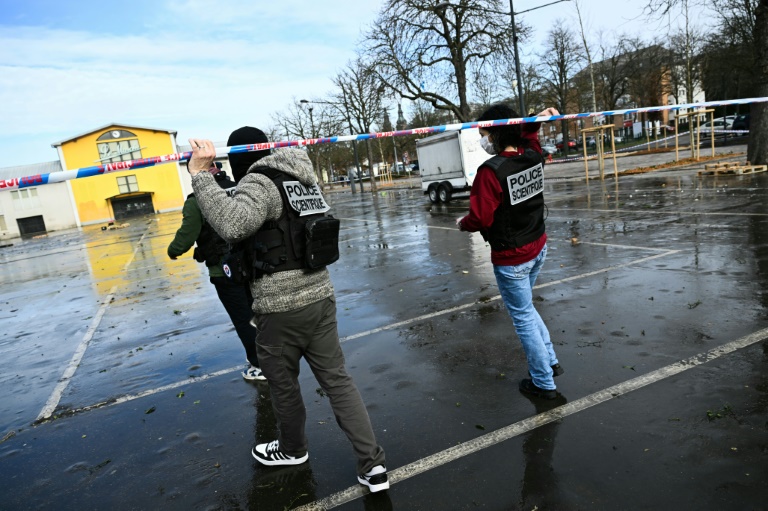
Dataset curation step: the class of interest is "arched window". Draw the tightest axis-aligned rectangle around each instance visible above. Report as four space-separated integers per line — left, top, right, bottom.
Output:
96 130 143 163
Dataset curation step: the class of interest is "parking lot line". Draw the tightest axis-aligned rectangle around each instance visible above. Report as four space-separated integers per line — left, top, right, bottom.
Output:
340 249 679 343
294 326 768 511
36 285 117 422
551 207 768 217
43 246 680 422
122 225 152 271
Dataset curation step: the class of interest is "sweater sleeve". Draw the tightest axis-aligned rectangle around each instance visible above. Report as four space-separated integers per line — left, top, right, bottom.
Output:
191 171 283 243
460 167 502 232
167 197 203 258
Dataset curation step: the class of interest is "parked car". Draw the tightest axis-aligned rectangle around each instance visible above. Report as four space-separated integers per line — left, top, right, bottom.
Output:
555 139 577 150
699 117 733 138
613 135 624 143
541 143 557 155
732 114 750 131
662 125 676 133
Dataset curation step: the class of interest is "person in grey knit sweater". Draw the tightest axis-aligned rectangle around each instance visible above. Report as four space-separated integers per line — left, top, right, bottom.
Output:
186 130 388 493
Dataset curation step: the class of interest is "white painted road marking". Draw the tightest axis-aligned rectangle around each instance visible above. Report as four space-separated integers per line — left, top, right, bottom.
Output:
294 326 768 511
37 285 117 421
38 223 152 421
551 207 768 217
50 248 680 420
340 250 679 343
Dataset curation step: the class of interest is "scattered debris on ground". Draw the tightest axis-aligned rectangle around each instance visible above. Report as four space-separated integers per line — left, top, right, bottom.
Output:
101 221 131 231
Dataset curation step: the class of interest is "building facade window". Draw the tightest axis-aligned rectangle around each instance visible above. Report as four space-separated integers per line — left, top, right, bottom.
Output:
11 188 41 211
117 175 139 194
96 130 142 163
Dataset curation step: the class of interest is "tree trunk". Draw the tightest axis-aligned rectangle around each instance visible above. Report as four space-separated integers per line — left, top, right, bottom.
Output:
747 0 768 165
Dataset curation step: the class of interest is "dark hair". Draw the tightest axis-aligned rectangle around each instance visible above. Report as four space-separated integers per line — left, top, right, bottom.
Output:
476 103 523 153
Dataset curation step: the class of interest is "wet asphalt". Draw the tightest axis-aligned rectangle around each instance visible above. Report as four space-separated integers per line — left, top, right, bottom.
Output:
1 146 767 511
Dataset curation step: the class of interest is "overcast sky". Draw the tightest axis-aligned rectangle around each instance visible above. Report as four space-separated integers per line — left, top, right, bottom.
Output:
0 0 712 168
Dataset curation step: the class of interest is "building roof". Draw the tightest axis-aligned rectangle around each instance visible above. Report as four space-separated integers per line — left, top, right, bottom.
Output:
51 123 177 147
0 160 63 181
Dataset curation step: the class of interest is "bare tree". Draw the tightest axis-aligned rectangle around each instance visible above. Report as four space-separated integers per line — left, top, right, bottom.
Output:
574 0 598 113
594 33 632 110
272 100 344 186
539 24 582 155
624 40 671 133
331 58 387 192
364 0 523 122
646 0 768 164
500 58 544 115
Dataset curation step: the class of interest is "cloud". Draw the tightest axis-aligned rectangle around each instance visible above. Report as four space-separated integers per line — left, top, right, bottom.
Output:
0 2 381 167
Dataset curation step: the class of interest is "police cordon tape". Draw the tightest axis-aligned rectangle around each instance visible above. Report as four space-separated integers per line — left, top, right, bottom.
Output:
1 98 765 191
547 129 751 165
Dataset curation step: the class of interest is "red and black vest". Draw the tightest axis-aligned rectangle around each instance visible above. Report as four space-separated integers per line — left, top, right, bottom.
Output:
480 149 546 251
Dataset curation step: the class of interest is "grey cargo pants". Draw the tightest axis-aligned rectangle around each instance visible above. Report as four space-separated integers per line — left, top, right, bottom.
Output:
254 296 386 475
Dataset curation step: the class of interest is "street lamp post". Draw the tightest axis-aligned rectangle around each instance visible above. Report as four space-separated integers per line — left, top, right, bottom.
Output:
298 100 324 187
508 0 572 115
509 0 526 115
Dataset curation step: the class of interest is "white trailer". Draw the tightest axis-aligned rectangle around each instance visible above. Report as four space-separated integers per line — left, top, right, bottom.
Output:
416 128 488 203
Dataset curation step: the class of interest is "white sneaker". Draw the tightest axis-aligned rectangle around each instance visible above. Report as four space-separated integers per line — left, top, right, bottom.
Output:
357 465 389 492
252 440 308 466
242 363 266 381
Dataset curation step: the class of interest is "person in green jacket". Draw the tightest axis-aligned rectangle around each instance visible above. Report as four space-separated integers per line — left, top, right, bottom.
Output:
167 165 265 381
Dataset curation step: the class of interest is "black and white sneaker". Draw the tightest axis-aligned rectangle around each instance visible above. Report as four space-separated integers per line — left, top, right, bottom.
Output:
252 440 308 466
242 363 267 382
357 465 389 492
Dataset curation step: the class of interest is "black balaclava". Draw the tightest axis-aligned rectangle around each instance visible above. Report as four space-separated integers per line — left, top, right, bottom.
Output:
226 127 271 183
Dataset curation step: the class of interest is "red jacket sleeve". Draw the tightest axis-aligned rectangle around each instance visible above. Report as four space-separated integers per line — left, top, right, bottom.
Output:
461 167 501 232
520 122 542 155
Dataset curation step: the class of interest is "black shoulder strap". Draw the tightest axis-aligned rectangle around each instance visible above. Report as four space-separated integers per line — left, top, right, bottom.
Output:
251 166 287 181
481 155 508 171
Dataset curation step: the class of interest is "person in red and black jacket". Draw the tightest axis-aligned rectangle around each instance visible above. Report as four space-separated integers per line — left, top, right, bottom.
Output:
456 103 563 400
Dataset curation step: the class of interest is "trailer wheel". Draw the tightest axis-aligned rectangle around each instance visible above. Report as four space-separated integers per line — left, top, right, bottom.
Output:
428 185 440 203
438 184 452 203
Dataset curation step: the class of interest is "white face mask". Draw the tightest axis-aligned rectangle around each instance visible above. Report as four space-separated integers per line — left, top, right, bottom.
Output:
480 135 496 155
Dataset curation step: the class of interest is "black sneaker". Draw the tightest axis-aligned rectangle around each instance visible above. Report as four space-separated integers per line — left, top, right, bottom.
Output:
519 378 557 400
252 440 308 466
358 465 389 493
529 364 564 379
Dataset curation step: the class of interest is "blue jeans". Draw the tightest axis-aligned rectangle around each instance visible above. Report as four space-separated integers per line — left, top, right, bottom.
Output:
493 244 559 390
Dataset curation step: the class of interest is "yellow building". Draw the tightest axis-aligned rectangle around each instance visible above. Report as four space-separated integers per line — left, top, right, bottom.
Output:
52 124 186 225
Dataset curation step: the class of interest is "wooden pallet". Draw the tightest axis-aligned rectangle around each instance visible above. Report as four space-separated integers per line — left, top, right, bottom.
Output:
703 161 741 171
698 164 767 176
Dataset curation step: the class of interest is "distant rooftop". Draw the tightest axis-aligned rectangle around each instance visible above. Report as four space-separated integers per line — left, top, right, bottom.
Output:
51 123 177 147
0 160 63 182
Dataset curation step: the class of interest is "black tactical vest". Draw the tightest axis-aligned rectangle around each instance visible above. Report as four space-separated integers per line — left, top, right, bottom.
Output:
480 149 546 251
191 175 237 266
247 168 338 277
